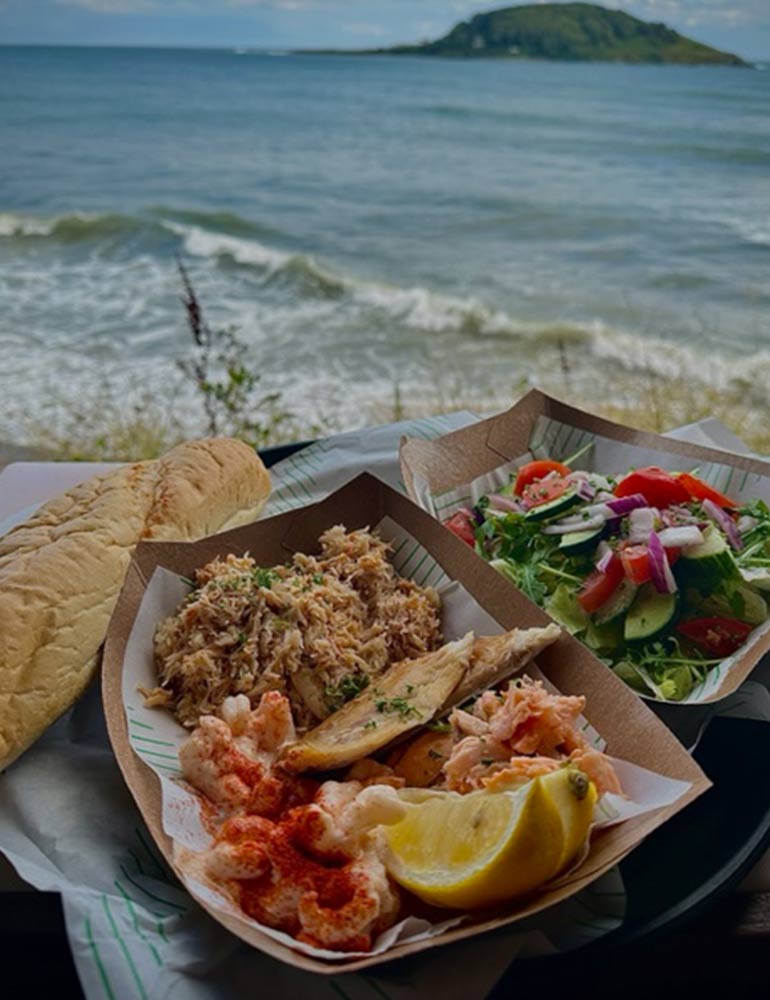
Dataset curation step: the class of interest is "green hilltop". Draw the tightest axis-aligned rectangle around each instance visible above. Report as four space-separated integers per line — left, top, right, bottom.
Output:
347 3 747 66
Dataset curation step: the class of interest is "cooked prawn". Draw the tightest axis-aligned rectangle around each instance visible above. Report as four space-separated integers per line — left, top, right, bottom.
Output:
179 692 405 952
179 692 315 816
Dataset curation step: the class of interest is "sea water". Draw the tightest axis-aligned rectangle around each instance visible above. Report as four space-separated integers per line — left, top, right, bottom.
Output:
0 46 768 437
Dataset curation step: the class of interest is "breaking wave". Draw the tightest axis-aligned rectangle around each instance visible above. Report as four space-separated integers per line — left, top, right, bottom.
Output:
0 211 142 241
2 209 770 442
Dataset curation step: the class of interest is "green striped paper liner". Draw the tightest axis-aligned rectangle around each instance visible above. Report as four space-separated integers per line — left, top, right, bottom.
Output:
261 411 476 520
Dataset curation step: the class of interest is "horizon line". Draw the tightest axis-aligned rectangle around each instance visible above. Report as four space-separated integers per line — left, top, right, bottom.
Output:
1 42 768 61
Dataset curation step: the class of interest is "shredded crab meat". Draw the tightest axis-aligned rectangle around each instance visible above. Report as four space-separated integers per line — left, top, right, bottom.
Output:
150 526 441 730
179 694 405 952
441 677 622 796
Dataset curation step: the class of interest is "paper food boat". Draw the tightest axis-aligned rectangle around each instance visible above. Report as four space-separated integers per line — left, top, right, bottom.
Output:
400 389 770 705
102 473 708 973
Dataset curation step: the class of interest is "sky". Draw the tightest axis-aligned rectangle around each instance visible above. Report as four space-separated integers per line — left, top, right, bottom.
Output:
0 0 768 60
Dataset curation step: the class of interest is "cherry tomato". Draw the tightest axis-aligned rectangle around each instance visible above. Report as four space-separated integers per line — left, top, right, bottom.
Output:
676 472 737 510
619 544 651 585
521 474 573 509
443 509 476 547
619 542 681 586
614 467 691 508
677 617 753 657
577 555 625 614
514 460 571 497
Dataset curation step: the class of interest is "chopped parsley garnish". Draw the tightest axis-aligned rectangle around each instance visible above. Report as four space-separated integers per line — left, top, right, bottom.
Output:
363 719 378 730
325 673 370 710
374 693 419 721
252 567 278 589
428 719 452 732
427 748 445 760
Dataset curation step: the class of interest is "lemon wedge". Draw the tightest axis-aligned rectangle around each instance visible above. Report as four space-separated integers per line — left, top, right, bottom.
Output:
540 767 597 870
382 768 595 910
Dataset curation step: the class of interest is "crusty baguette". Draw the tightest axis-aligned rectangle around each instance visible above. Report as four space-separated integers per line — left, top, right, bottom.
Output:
0 437 270 770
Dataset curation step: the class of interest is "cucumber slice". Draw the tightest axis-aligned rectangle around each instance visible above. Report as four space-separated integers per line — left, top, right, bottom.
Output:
729 584 767 625
740 567 770 593
594 578 638 625
624 583 678 642
524 488 582 523
558 525 605 555
677 525 739 590
697 582 768 626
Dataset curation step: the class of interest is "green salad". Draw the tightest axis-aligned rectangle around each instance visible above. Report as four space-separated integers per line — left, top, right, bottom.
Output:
443 458 770 701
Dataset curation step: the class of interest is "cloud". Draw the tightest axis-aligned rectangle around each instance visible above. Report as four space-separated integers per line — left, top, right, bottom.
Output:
52 0 303 10
53 0 342 8
54 0 164 9
629 0 770 26
342 20 387 36
44 0 770 30
54 0 153 9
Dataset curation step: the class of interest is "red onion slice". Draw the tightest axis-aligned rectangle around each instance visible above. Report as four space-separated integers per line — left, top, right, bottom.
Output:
661 505 702 528
648 531 678 594
542 514 607 535
575 478 597 501
737 514 758 536
595 541 614 573
702 499 743 551
580 501 613 519
627 507 659 544
605 493 650 516
488 493 522 514
657 525 704 548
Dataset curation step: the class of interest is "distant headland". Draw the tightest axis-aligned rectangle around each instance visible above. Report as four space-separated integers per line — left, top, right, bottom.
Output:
302 3 748 66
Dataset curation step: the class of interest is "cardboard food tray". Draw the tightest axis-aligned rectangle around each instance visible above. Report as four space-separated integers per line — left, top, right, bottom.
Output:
400 388 770 705
102 472 709 974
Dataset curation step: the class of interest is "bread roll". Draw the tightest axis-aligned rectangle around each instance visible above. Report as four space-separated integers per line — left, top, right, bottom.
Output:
0 437 270 770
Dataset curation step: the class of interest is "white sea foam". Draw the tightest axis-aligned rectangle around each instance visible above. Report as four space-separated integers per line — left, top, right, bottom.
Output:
166 221 553 339
163 222 347 293
729 219 770 248
163 222 291 271
0 210 145 242
0 213 57 237
2 219 768 444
